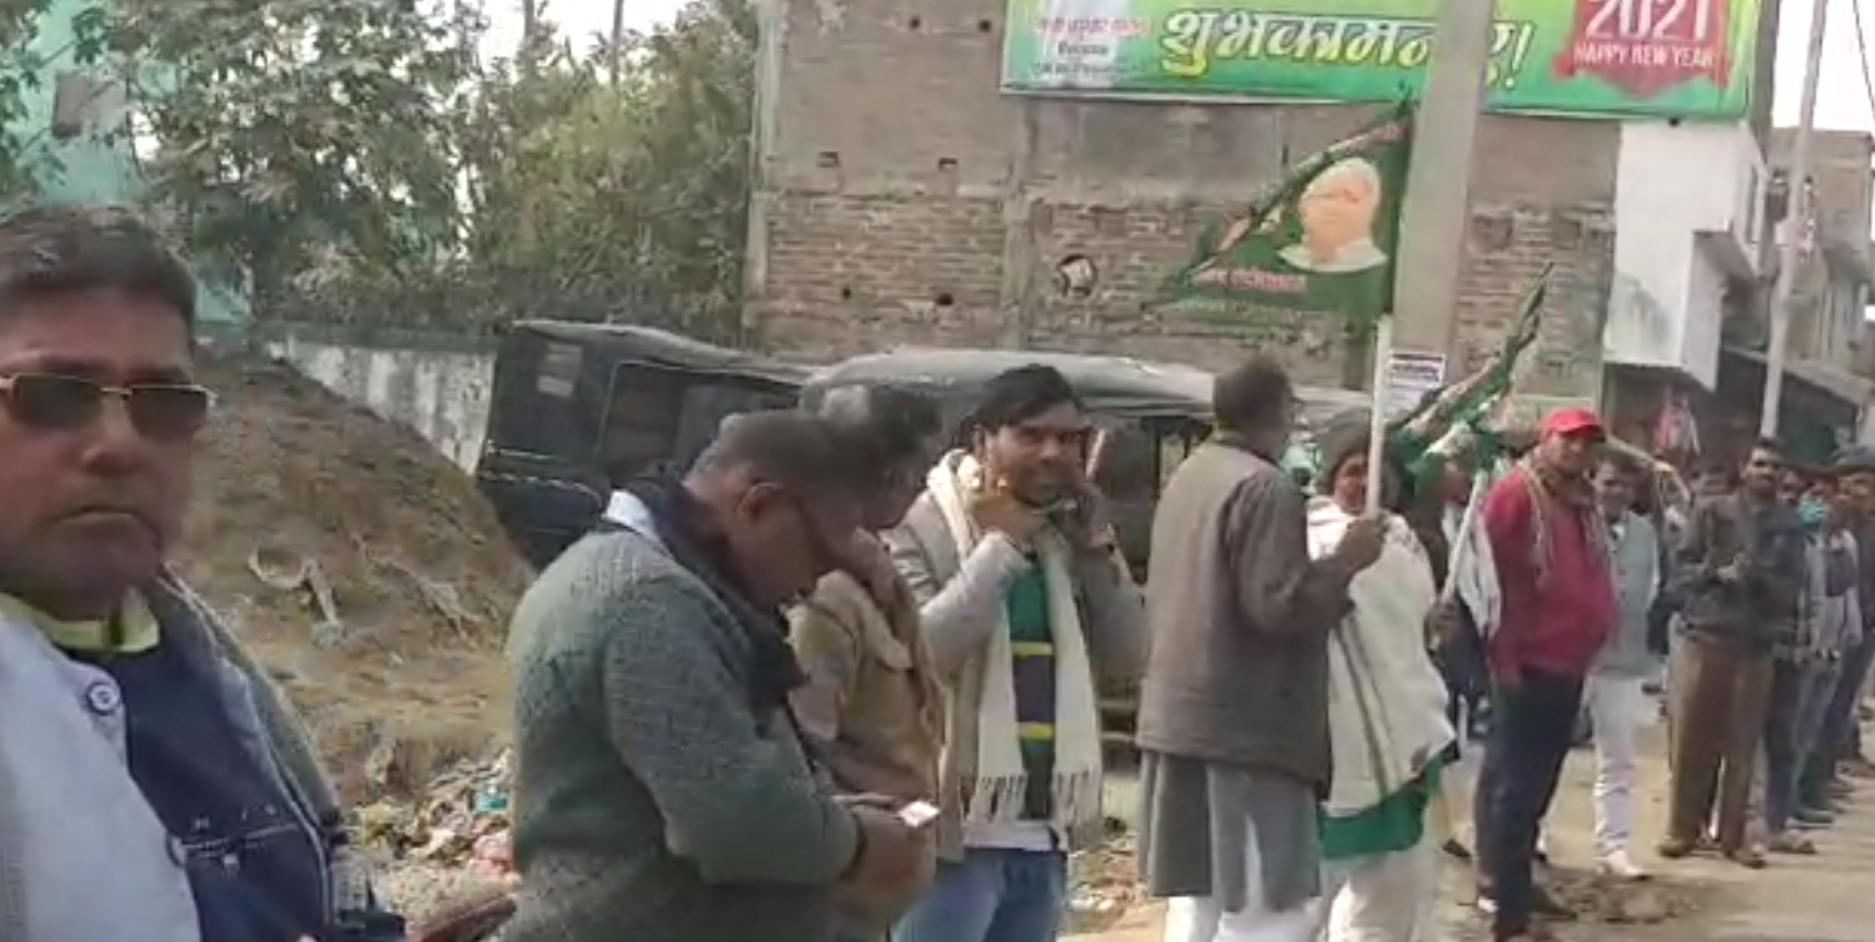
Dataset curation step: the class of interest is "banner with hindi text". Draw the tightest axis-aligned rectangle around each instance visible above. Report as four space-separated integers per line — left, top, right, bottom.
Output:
1002 0 1761 120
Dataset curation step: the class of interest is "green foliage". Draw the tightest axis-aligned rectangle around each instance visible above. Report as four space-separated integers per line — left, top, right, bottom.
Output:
109 0 482 304
0 1 43 199
0 0 758 336
458 0 756 339
0 0 111 200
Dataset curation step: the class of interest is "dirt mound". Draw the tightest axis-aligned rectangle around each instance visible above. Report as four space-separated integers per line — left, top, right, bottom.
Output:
174 352 532 801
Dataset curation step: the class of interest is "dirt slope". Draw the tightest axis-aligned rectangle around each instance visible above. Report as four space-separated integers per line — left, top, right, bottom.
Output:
173 352 531 801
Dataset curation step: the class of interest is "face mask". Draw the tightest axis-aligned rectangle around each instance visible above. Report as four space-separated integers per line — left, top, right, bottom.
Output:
1798 497 1828 530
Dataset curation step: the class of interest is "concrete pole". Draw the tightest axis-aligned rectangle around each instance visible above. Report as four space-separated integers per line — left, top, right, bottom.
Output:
1761 0 1829 437
741 0 785 341
1389 0 1501 373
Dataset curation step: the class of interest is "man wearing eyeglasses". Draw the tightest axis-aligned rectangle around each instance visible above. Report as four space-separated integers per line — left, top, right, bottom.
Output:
0 206 402 942
506 410 932 942
787 385 947 942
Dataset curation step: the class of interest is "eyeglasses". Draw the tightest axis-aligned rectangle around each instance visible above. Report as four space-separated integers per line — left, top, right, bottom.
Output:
0 373 215 442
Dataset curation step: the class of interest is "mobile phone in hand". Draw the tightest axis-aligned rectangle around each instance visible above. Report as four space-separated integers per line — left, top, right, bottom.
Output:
897 800 940 829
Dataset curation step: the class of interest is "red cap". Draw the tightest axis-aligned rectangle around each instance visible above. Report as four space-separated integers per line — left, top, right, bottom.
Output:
1541 407 1605 440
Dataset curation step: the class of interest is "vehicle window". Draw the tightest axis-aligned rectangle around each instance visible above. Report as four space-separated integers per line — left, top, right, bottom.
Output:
672 383 799 469
596 365 798 485
1159 432 1201 488
1091 423 1156 504
1088 422 1158 579
482 336 601 463
536 342 582 398
597 367 687 482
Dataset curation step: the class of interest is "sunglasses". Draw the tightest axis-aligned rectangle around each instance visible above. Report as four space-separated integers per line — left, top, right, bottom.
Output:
0 373 215 441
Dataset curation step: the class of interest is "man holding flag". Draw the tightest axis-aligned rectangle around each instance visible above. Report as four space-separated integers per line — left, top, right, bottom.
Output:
1143 104 1411 942
1140 357 1386 942
1145 99 1570 942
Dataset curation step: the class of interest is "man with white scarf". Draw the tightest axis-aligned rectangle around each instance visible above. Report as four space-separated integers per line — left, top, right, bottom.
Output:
1305 415 1456 942
887 364 1147 942
1419 449 1498 863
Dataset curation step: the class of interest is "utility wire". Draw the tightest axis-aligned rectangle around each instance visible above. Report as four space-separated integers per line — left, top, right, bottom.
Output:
1851 0 1875 126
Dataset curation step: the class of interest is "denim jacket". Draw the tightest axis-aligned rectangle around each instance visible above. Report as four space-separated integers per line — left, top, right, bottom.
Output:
0 577 402 942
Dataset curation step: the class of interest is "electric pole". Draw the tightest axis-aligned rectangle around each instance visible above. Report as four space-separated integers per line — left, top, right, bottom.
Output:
1389 0 1501 375
609 0 626 87
1761 0 1829 436
742 0 786 340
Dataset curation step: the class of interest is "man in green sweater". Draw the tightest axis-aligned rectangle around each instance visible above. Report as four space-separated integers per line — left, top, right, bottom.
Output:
504 410 931 942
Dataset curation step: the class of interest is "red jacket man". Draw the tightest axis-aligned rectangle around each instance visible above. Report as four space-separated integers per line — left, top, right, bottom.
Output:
1475 408 1617 942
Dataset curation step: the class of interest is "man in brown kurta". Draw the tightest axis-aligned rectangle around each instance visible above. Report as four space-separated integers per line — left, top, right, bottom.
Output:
1137 356 1385 942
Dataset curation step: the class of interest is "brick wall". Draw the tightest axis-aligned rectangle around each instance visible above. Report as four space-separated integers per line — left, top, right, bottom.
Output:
750 0 1620 396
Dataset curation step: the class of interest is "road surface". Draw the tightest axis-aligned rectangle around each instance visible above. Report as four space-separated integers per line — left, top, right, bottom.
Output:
1076 722 1875 942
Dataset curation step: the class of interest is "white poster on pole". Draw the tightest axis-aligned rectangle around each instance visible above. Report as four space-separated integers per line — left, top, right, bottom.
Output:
1384 349 1446 417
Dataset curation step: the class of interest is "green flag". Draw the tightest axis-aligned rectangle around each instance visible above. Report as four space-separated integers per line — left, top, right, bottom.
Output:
1383 267 1555 491
1164 101 1412 330
1476 267 1551 406
1399 266 1552 438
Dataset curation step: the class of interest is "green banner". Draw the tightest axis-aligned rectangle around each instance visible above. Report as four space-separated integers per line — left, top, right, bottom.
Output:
1003 0 1761 120
1163 103 1410 329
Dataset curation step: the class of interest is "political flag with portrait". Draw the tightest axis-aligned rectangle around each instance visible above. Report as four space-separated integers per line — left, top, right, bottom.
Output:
1164 101 1412 332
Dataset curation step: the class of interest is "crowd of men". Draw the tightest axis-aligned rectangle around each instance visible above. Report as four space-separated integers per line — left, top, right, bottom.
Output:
5 200 1875 942
508 370 1875 942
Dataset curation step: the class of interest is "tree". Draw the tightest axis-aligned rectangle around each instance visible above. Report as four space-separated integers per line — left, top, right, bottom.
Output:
0 0 759 335
0 1 41 199
106 0 484 311
0 0 115 203
459 0 756 338
619 0 756 338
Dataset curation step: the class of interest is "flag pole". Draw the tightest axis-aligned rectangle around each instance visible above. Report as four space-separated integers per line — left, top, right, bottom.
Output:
1365 316 1394 515
1441 468 1491 604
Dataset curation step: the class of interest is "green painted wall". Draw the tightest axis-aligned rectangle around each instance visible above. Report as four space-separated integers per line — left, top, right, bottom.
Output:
13 0 247 332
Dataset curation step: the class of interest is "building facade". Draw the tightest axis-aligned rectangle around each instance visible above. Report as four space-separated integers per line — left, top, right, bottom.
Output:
745 0 1829 450
748 0 1635 394
10 0 246 331
1754 128 1875 458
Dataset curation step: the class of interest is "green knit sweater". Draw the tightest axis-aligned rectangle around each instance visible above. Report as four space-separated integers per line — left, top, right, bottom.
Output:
503 525 859 942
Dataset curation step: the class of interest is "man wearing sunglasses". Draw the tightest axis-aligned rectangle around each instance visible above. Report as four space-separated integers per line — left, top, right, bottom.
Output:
0 206 402 942
506 410 932 942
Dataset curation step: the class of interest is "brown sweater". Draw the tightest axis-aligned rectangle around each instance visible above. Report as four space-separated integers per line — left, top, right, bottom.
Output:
1136 440 1355 790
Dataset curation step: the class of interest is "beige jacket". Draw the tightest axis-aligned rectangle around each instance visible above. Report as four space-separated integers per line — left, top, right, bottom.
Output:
789 536 944 801
788 534 943 934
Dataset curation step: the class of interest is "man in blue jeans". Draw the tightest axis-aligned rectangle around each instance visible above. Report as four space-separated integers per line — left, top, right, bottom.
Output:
886 366 1146 942
1800 451 1875 819
1474 410 1617 942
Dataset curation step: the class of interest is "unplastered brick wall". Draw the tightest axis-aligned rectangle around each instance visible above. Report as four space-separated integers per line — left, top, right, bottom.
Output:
752 0 1617 396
